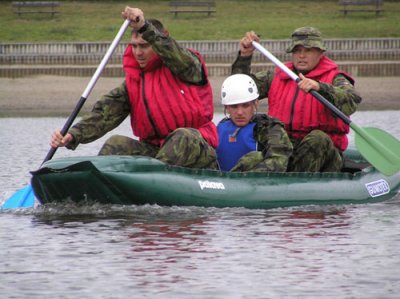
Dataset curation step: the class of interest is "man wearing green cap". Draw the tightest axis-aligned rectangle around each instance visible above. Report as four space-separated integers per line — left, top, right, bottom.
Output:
231 27 362 172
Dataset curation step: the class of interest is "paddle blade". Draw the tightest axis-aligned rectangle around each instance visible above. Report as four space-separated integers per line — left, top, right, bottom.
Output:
2 185 36 209
354 126 400 176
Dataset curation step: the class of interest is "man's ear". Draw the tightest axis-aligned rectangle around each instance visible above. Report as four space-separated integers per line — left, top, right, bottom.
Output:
254 99 260 110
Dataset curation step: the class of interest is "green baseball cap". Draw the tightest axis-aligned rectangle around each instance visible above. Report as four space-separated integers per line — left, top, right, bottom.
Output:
286 26 327 53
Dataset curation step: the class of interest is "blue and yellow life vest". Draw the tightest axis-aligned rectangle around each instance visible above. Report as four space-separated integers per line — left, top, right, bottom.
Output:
216 119 257 171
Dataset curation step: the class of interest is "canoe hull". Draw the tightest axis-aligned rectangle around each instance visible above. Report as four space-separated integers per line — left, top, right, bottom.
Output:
31 153 400 209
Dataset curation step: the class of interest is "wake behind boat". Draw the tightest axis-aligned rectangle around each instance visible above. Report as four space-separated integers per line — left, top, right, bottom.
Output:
30 147 400 210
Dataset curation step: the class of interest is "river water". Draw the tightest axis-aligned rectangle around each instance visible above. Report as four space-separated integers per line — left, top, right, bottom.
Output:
1 111 400 298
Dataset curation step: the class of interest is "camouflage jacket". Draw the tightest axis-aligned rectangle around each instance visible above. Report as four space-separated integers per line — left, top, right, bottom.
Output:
67 23 206 150
231 54 362 115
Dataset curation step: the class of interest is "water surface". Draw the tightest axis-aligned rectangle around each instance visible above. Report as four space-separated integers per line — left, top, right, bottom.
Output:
1 111 399 298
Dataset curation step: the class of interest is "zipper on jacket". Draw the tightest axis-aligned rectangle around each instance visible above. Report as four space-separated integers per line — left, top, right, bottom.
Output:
141 72 161 138
289 87 299 133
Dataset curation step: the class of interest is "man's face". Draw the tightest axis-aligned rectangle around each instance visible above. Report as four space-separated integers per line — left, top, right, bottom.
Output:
130 33 157 68
291 46 323 73
226 101 258 127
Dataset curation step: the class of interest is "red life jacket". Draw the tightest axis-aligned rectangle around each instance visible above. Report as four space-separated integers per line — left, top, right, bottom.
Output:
268 56 354 151
123 45 218 148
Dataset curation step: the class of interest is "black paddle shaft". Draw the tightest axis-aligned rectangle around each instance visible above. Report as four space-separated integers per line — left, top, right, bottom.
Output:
42 96 87 164
309 89 351 126
40 19 131 166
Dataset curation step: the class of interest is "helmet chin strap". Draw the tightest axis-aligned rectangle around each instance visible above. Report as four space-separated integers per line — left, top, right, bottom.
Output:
253 99 259 114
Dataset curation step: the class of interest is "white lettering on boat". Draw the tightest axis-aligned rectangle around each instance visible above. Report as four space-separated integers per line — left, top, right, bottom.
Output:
365 179 390 197
198 180 225 191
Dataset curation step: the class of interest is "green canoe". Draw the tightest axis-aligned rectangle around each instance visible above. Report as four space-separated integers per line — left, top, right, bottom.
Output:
31 148 400 209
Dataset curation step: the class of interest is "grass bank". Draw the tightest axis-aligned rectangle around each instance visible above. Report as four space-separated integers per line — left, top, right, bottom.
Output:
1 0 400 42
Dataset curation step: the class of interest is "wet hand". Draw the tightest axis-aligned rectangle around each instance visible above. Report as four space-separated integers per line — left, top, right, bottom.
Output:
298 73 320 93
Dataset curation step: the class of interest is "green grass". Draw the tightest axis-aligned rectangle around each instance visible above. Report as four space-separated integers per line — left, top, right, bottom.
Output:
1 0 400 42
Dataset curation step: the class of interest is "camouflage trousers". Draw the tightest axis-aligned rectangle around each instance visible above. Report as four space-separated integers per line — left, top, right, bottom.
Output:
230 151 289 172
98 128 218 169
288 130 343 172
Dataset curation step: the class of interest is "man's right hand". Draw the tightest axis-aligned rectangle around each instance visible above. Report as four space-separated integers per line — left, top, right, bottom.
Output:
50 129 73 148
121 6 145 31
239 31 260 57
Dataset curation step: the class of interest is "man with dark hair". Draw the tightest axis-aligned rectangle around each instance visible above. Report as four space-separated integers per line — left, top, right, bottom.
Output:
232 27 362 172
51 7 218 169
216 74 292 172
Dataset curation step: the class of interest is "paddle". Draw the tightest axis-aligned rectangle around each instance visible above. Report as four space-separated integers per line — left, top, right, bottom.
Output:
2 19 131 209
252 41 400 176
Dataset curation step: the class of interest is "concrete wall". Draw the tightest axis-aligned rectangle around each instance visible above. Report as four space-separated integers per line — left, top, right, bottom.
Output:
1 38 399 77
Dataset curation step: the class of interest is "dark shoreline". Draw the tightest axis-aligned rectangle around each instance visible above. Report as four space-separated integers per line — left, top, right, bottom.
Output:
0 75 399 117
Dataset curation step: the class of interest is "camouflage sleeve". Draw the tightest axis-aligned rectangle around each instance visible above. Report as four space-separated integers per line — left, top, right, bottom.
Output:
231 53 274 100
142 23 205 85
231 53 253 75
318 74 362 116
254 115 293 172
66 81 131 150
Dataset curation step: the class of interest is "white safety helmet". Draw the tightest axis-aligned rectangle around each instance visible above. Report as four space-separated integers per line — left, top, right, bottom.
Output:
221 74 259 105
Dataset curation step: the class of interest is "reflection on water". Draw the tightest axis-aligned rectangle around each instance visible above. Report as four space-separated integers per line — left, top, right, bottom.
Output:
1 111 400 298
1 198 400 298
2 202 397 298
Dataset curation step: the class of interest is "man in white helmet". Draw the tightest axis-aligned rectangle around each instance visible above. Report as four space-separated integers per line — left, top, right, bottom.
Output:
216 74 293 172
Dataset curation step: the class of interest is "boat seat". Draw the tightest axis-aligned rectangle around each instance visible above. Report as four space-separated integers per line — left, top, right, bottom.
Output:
342 158 371 174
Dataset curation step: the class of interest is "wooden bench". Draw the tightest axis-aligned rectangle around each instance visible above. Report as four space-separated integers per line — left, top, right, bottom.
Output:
12 1 60 18
339 0 383 16
169 1 216 17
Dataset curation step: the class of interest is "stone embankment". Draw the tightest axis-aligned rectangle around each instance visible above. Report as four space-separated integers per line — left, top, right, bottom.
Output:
0 38 399 116
1 38 400 77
